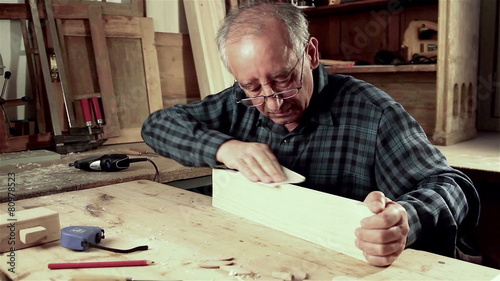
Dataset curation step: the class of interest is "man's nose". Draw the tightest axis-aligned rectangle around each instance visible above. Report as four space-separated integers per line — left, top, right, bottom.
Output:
265 95 283 110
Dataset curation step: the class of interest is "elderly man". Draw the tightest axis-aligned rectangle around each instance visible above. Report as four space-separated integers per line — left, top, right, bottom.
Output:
142 1 479 266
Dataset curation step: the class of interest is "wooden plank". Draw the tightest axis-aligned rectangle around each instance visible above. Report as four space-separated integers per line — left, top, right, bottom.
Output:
212 169 373 261
0 1 144 20
155 32 200 102
88 4 121 138
28 0 62 136
139 18 163 113
183 0 233 98
107 37 150 130
45 0 77 129
0 149 61 167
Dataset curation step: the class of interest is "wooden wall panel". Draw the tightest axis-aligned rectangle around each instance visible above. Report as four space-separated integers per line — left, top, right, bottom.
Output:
155 32 201 108
107 38 150 129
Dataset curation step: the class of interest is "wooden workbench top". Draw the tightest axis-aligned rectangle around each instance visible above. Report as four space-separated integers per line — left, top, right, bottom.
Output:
1 180 499 280
0 143 211 203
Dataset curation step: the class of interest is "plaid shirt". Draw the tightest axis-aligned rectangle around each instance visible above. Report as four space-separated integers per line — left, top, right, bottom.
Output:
142 64 479 258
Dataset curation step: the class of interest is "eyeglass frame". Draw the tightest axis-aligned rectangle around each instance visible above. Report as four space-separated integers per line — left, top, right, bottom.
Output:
234 47 306 107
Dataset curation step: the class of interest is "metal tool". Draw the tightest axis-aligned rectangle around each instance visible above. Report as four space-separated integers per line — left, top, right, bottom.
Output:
79 97 105 137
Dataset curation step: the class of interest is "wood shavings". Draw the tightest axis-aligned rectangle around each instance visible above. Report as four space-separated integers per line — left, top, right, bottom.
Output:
198 257 235 269
220 265 254 277
198 260 235 269
201 256 234 262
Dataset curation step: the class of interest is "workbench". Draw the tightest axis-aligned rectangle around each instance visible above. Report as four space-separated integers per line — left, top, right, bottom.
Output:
0 131 497 204
1 180 499 281
0 143 211 203
435 131 500 183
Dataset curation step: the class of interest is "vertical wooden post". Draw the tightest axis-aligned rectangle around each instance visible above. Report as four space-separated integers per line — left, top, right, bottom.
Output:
88 3 121 137
184 0 233 98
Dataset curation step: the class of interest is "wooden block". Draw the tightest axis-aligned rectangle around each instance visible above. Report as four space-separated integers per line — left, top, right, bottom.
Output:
0 207 60 253
212 169 373 262
20 226 47 244
0 149 61 167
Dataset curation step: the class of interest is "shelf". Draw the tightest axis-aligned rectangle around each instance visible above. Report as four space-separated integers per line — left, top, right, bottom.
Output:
304 0 438 16
324 64 437 74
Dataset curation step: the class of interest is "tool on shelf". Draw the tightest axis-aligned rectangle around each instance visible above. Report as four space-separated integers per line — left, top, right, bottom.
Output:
402 20 438 63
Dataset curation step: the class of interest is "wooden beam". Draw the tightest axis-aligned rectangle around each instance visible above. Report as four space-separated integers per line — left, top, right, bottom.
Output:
88 4 121 138
183 0 233 98
0 1 144 20
139 18 163 113
212 169 373 261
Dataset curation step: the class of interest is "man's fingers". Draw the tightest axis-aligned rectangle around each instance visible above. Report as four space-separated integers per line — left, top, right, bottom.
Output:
364 191 386 214
217 140 286 183
363 251 401 267
356 238 404 257
355 225 404 244
361 202 404 229
356 235 406 267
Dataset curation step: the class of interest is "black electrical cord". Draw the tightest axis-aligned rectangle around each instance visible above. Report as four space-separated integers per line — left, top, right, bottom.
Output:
129 157 161 183
83 241 148 253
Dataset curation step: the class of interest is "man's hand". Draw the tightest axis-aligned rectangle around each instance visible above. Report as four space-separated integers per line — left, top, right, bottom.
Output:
355 191 409 267
216 139 286 183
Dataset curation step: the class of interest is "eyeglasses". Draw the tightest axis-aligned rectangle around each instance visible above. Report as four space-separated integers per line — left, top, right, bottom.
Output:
235 49 305 107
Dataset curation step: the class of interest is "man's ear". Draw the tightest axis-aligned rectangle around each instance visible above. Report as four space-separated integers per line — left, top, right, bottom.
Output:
307 37 321 69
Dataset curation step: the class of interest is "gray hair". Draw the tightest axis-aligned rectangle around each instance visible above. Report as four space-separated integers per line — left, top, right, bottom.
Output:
216 0 310 72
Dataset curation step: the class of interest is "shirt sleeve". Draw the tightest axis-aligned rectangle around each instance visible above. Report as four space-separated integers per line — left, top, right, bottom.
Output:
374 103 480 257
141 89 236 167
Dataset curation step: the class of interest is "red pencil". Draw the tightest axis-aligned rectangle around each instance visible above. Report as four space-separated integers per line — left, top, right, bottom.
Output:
48 260 154 269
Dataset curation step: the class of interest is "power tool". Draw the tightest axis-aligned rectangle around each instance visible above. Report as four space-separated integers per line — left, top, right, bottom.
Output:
68 154 139 172
68 153 161 182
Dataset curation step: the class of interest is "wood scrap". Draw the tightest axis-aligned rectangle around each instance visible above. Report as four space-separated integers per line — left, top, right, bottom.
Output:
271 271 293 281
219 265 254 276
198 260 235 269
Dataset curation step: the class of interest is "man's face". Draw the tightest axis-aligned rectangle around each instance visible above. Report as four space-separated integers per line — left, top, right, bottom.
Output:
226 25 317 131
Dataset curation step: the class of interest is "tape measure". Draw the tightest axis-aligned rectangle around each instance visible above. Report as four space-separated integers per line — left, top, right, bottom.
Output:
60 226 148 253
